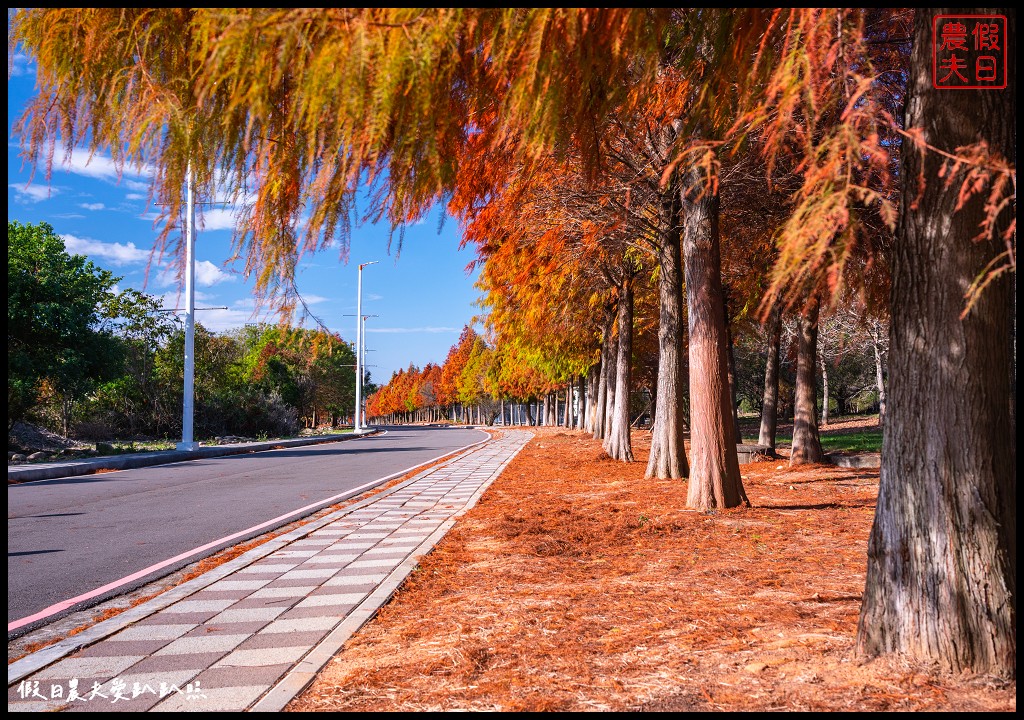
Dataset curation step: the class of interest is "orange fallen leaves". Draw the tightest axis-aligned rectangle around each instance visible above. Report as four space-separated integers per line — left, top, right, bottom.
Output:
288 427 1015 712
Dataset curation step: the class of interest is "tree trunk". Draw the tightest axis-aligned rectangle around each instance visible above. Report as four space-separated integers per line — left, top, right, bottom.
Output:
646 192 690 479
585 365 599 433
593 352 607 437
604 276 634 462
602 325 617 440
576 374 586 430
790 293 824 464
857 7 1016 678
681 165 747 509
870 321 887 427
726 315 743 443
758 302 782 449
819 354 830 427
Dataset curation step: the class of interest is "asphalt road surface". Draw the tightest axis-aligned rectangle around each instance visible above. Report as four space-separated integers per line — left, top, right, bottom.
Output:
7 425 486 635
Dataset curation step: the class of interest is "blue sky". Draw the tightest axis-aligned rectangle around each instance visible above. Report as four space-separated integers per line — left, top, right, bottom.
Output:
8 51 483 385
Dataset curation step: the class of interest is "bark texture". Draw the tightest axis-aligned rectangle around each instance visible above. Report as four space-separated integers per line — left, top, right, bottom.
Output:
856 7 1016 678
790 294 824 465
604 277 634 462
819 354 830 427
681 167 747 509
646 189 690 479
870 321 887 427
592 306 614 440
585 364 599 433
758 302 783 449
726 316 743 443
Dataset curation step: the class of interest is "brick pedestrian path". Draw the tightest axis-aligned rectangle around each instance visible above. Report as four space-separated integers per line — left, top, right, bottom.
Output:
8 430 532 712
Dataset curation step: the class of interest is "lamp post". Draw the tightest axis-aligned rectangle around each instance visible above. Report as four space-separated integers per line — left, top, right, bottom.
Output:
354 261 378 432
177 163 199 451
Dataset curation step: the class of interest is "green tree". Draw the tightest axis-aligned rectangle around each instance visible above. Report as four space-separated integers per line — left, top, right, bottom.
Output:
7 221 120 432
85 288 179 437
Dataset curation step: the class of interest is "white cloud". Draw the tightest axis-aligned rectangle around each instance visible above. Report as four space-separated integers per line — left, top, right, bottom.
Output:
58 148 154 190
199 207 240 232
298 294 328 305
365 293 384 301
9 183 56 202
125 193 146 200
61 233 152 266
158 260 235 288
195 260 234 287
59 149 124 181
79 202 106 211
9 53 33 77
367 327 460 334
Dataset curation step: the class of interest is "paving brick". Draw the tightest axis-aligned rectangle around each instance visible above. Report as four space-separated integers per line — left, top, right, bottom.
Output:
30 654 145 682
258 616 340 634
206 606 287 624
236 630 326 651
153 683 267 712
248 585 317 599
109 623 197 642
154 634 248 656
213 645 310 668
294 592 366 608
162 598 236 614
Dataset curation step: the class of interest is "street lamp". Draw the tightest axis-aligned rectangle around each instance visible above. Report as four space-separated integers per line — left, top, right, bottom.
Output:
354 261 378 432
177 163 199 451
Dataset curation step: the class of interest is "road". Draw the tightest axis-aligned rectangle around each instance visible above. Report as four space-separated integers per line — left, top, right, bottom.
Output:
7 425 486 635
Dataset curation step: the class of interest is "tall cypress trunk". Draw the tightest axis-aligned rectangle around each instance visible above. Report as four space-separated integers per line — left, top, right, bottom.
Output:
585 364 599 433
870 320 887 427
790 294 824 464
593 306 615 439
726 316 743 443
602 326 617 440
857 7 1015 678
820 354 830 427
576 374 586 430
604 276 634 462
681 165 747 509
758 302 782 449
647 185 690 479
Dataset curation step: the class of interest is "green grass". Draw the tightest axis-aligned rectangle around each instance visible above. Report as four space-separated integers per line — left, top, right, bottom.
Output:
771 428 882 453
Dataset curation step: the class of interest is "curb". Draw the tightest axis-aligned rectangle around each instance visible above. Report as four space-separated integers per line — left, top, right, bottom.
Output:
825 452 881 469
7 429 381 484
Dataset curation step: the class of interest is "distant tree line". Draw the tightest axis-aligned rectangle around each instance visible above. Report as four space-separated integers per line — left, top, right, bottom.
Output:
369 300 888 436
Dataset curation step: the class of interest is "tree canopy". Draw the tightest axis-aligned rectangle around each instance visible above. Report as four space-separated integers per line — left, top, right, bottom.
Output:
7 221 121 430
